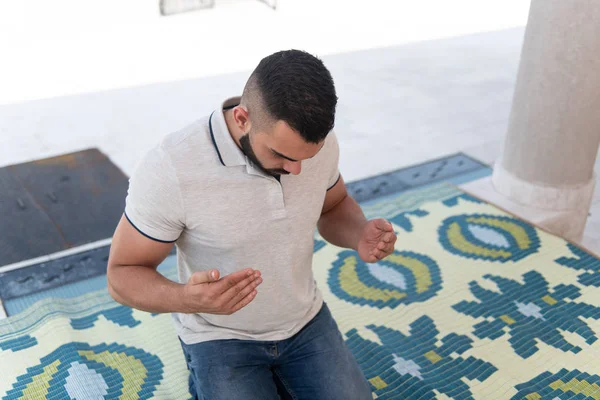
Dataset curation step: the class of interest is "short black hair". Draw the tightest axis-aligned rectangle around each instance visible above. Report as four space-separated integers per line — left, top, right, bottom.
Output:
243 50 337 144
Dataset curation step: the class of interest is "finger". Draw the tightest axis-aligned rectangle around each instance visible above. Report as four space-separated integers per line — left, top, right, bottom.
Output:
383 232 396 243
364 253 379 263
223 273 263 303
378 239 395 251
219 271 261 301
213 269 256 294
189 269 220 285
381 245 394 256
230 289 258 314
372 249 385 260
225 276 263 309
374 219 393 232
368 248 376 256
378 235 396 248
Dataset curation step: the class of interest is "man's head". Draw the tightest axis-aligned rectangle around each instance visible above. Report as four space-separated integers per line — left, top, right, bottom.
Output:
230 50 337 176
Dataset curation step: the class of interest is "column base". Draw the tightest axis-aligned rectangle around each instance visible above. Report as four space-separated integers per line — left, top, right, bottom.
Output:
460 164 595 243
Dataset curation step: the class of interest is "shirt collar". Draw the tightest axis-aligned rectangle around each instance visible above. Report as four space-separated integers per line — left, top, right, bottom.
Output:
209 97 247 167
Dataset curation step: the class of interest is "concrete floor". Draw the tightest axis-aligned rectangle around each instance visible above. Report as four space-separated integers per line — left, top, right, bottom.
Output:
2 0 600 255
0 28 521 180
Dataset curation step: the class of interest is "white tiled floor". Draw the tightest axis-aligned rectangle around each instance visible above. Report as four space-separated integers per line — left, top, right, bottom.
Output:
2 1 600 254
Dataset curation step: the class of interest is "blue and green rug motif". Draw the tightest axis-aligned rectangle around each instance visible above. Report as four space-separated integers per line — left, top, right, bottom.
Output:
453 271 600 359
4 342 163 400
438 214 541 263
512 369 600 400
328 250 442 309
346 316 497 400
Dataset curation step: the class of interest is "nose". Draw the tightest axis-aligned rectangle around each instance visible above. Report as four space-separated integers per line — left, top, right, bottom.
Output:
284 161 302 175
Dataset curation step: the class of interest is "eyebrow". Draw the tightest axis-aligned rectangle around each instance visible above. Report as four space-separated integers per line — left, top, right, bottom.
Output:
271 149 299 162
270 142 326 162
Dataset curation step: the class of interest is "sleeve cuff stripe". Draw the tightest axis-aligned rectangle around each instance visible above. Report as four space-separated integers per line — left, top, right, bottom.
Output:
327 173 341 191
124 211 178 244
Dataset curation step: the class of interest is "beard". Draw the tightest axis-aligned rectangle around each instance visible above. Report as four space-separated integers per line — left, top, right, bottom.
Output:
239 133 289 177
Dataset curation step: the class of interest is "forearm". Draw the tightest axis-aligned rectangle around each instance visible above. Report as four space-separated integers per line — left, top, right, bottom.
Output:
318 194 367 250
107 264 190 314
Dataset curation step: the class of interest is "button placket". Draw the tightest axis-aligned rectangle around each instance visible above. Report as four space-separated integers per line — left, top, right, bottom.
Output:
245 163 287 217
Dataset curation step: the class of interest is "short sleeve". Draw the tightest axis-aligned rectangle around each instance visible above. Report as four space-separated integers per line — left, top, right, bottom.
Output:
326 131 341 190
124 145 185 242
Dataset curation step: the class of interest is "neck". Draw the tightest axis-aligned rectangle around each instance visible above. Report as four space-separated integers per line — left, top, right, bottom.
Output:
224 108 244 149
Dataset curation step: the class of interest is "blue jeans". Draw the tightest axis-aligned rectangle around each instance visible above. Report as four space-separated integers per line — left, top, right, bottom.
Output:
179 303 372 400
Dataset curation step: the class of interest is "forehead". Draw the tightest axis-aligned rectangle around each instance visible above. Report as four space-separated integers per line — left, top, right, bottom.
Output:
263 120 325 159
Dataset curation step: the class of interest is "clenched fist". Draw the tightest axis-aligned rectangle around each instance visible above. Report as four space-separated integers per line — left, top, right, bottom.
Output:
357 219 397 263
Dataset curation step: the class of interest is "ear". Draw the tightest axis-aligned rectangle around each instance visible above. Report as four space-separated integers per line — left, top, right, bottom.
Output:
232 106 251 132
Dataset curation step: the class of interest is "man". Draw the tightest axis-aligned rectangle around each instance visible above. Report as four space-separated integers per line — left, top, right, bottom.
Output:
107 50 397 399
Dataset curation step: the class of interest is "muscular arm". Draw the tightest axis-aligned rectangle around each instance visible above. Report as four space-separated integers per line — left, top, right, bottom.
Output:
107 214 188 313
317 176 367 250
107 215 261 315
318 176 397 262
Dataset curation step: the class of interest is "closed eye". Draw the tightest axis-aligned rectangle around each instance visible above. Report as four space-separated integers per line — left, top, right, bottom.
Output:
270 148 298 162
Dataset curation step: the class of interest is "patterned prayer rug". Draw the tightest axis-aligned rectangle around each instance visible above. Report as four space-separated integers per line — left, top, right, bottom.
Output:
1 183 599 399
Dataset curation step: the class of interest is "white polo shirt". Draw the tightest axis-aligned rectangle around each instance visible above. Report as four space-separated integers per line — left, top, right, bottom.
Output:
124 97 340 344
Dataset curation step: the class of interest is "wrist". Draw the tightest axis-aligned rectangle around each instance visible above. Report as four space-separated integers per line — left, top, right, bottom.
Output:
353 219 369 251
176 283 195 314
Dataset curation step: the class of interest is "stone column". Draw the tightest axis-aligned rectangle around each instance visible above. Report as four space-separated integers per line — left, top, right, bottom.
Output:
492 0 600 242
159 0 214 16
